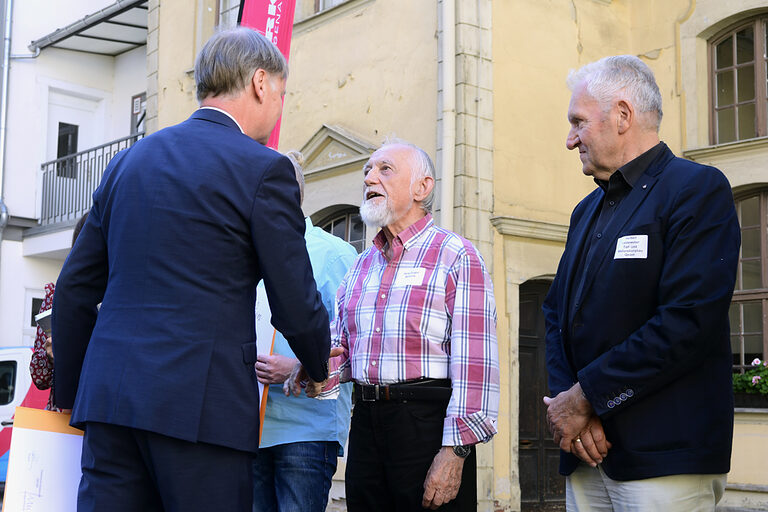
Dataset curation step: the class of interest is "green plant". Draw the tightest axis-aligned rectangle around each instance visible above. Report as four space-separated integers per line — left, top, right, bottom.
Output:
733 358 768 395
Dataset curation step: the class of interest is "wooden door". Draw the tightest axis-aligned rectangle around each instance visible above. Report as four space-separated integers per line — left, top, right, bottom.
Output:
518 280 565 511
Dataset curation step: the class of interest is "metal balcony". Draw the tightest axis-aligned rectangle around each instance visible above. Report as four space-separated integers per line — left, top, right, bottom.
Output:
39 133 144 226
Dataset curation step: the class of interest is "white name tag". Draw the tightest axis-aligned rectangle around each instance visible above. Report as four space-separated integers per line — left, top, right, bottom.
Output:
394 267 426 286
614 235 648 259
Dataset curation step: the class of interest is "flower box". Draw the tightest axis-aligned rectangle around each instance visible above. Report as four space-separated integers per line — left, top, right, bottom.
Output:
734 392 768 409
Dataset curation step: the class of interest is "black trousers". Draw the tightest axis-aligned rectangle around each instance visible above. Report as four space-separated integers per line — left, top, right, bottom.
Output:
79 422 253 512
345 399 477 511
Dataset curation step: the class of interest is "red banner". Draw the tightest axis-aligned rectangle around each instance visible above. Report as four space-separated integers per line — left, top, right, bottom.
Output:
238 0 296 149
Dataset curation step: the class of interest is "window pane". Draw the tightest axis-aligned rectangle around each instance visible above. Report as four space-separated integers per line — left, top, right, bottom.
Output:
717 70 735 106
738 103 757 139
0 362 16 406
351 240 365 253
729 303 741 333
737 66 755 101
349 214 364 242
744 301 763 333
732 335 743 366
745 334 763 361
741 195 760 226
741 227 761 259
332 218 346 239
717 37 733 68
742 259 762 289
717 108 736 143
736 27 754 64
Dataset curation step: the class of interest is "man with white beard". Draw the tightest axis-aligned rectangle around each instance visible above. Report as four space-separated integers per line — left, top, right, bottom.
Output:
290 141 500 510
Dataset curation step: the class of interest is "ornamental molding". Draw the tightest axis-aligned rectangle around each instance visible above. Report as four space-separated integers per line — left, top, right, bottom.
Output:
300 124 376 181
683 137 768 161
490 216 568 243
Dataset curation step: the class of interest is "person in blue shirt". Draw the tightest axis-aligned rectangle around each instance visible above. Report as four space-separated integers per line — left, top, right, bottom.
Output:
253 151 357 512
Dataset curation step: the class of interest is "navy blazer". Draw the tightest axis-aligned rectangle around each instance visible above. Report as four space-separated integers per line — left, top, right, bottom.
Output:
52 109 330 453
543 144 740 481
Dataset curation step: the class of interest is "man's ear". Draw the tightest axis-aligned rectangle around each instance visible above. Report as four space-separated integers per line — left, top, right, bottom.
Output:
616 99 633 135
413 175 435 203
251 68 267 104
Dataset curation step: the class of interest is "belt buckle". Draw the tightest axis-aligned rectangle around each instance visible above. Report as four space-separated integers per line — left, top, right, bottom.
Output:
361 384 379 402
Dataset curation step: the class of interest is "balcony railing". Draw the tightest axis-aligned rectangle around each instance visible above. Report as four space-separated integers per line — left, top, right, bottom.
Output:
39 133 144 226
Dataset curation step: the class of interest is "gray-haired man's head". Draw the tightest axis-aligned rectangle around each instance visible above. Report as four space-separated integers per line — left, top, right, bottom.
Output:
566 55 663 131
194 27 287 103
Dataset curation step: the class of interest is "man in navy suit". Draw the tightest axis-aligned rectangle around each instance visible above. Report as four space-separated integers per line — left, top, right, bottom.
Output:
543 55 740 510
52 28 331 512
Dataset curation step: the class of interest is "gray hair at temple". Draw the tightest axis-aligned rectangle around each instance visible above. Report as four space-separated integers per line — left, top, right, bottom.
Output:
566 55 663 131
194 27 288 103
380 138 436 214
285 150 305 206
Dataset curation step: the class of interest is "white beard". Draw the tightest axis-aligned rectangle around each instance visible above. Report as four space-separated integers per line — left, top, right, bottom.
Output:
359 197 396 228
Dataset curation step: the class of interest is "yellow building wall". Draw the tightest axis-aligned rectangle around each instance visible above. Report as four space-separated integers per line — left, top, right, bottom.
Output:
278 0 437 161
152 0 217 132
150 0 768 509
492 0 768 509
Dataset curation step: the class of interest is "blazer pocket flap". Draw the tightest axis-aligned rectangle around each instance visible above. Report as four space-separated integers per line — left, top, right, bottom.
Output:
241 342 257 365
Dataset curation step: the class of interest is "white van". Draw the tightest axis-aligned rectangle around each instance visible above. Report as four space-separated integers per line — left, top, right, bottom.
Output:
0 347 49 488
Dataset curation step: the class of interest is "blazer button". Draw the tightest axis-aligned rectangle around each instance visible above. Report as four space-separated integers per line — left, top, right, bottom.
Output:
607 400 615 409
619 393 628 400
614 396 622 403
626 389 634 397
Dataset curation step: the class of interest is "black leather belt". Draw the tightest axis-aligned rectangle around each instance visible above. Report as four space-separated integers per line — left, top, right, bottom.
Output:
354 379 452 402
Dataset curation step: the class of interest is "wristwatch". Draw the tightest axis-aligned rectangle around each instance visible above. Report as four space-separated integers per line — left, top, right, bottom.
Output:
452 445 472 458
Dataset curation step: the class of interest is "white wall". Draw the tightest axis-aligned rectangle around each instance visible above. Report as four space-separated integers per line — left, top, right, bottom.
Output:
4 0 147 220
0 240 62 347
0 0 146 347
113 45 148 137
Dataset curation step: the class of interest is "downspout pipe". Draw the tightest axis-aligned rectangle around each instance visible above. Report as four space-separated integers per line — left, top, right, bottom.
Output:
440 0 455 231
0 0 13 283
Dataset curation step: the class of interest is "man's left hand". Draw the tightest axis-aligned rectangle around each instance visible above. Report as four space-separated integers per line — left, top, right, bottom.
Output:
543 382 593 452
422 446 465 510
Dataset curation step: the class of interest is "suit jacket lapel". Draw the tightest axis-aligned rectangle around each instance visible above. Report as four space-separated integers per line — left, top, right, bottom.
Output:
560 192 603 329
572 146 674 309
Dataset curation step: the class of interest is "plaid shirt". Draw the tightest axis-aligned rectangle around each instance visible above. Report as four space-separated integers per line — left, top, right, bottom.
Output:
328 214 500 446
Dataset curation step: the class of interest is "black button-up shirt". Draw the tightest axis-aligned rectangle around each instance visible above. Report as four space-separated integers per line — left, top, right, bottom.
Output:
566 142 664 362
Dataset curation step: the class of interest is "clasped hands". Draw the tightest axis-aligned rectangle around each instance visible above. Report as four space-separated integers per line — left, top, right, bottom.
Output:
543 382 611 467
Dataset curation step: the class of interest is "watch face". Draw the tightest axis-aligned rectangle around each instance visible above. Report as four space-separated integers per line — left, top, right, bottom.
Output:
453 445 471 458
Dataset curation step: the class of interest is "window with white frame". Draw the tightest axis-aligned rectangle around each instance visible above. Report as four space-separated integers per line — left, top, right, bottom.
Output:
730 191 768 373
710 16 768 144
319 208 365 253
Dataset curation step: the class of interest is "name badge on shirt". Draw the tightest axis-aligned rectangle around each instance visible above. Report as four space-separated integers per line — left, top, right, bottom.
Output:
394 267 426 286
614 235 648 259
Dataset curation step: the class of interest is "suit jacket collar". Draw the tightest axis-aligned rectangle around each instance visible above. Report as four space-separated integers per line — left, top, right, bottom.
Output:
190 108 244 133
564 142 675 323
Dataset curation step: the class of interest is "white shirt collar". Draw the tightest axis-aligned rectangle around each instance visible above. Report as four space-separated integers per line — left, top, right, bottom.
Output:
199 106 245 134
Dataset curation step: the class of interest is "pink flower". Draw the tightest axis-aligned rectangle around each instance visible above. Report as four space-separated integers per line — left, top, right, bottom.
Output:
752 358 762 366
752 376 762 385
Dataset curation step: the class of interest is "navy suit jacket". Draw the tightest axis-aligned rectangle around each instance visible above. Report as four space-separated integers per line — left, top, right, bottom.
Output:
52 109 330 453
543 144 740 481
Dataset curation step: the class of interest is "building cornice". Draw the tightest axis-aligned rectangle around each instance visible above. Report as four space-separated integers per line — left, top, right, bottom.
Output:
294 0 374 36
683 137 768 161
490 216 568 243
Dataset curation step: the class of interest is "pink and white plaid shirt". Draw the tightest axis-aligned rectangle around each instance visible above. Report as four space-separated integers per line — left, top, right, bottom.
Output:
328 214 500 446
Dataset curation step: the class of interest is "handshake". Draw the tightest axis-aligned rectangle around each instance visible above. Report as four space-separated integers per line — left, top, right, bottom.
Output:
255 346 344 399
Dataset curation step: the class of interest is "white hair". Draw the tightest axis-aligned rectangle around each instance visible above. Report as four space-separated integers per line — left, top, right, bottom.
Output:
380 138 436 214
567 55 663 131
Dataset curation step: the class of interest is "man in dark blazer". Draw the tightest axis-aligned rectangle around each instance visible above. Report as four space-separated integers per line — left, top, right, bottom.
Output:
52 28 331 512
543 55 740 510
